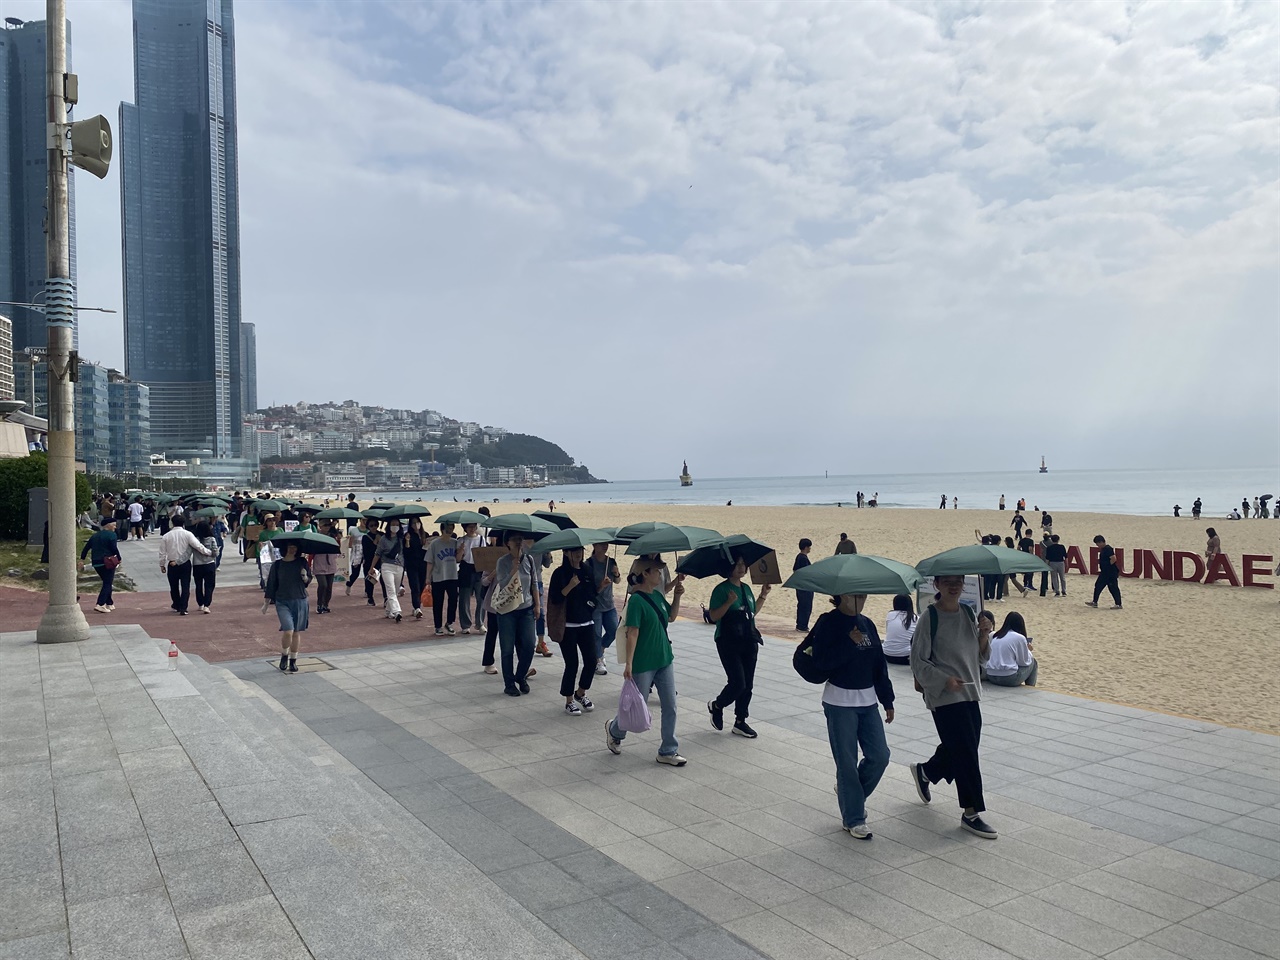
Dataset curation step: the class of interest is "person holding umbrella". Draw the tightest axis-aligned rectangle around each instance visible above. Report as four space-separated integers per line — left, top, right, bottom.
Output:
310 519 341 614
909 574 998 840
707 557 771 739
265 539 313 673
426 521 461 635
361 518 384 607
370 517 406 622
548 545 599 715
494 531 540 696
458 521 485 633
587 541 621 676
404 516 430 620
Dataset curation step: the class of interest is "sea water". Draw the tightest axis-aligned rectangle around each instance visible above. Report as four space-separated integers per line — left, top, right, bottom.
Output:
396 467 1278 517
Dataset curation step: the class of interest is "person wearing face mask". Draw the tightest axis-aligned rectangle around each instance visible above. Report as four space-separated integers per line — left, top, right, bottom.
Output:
706 556 771 740
805 592 894 840
493 531 540 696
370 518 406 622
908 575 998 840
548 546 599 716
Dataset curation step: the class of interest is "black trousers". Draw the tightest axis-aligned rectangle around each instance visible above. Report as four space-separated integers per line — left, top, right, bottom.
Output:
796 590 814 631
362 556 385 602
315 574 334 610
1039 571 1049 596
921 700 985 813
167 561 192 612
558 624 597 697
483 612 499 666
433 579 459 629
1093 573 1122 606
192 565 216 608
405 563 427 611
713 636 758 720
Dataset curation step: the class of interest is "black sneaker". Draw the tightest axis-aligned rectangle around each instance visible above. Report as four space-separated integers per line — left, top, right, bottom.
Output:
278 654 288 673
518 680 530 694
708 700 723 731
288 660 298 674
731 720 758 739
961 814 998 839
910 763 932 804
368 598 375 606
504 686 521 697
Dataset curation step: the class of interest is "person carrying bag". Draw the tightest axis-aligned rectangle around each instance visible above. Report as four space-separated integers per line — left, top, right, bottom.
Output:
706 557 771 740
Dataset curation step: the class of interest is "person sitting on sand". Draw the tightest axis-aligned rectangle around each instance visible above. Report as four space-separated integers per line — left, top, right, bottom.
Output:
982 612 1037 687
835 533 857 556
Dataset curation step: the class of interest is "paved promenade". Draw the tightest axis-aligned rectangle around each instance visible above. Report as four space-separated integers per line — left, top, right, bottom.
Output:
2 613 1278 959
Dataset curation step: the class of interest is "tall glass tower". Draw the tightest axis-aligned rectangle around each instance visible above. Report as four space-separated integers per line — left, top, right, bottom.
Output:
0 18 78 356
120 0 241 459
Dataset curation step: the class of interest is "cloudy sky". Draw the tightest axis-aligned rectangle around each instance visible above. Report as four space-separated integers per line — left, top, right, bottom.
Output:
4 0 1277 480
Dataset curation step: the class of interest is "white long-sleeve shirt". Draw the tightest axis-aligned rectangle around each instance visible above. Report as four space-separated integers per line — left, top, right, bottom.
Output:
159 528 212 568
984 630 1034 677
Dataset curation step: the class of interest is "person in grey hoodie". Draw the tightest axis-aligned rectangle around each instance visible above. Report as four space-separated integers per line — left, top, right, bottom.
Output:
908 575 997 839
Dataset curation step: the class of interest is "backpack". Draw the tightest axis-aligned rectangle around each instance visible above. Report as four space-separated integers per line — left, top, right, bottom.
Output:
792 612 838 684
913 603 976 693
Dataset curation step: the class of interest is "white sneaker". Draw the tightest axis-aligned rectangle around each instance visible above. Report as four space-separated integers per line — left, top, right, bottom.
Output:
564 701 582 716
848 824 873 840
656 753 687 767
92 604 108 613
201 606 210 614
595 659 608 676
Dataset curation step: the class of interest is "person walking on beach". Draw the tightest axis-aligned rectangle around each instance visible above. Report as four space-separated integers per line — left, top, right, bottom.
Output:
998 495 1006 511
159 515 213 616
79 518 121 613
909 574 998 839
370 517 406 622
190 520 219 614
793 539 814 632
604 558 687 765
1204 527 1221 565
266 541 313 673
1003 537 1029 597
939 494 947 510
707 557 771 739
1085 535 1122 610
1243 499 1251 520
427 521 461 635
1040 510 1052 534
587 541 621 676
1017 530 1037 593
547 547 598 716
1010 511 1028 538
835 533 857 556
494 531 540 696
1192 497 1202 519
807 592 894 839
952 496 957 509
982 612 1037 687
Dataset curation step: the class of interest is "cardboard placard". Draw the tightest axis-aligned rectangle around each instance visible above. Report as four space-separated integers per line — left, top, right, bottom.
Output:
750 550 782 586
472 546 504 574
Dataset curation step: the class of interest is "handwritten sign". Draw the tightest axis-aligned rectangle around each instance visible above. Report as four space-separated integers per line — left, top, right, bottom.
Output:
750 551 782 586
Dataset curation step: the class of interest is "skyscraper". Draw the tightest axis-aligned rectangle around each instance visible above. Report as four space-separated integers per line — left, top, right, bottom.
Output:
239 320 256 416
0 18 78 355
74 361 110 475
107 370 150 475
120 0 241 460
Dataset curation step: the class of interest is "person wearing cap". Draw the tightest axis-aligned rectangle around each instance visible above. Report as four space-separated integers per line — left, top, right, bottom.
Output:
79 518 122 613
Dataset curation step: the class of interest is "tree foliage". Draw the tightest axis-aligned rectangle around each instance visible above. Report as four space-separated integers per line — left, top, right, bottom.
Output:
0 454 92 540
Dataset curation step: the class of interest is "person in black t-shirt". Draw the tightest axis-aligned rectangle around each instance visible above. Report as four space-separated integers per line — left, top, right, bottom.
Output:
793 539 814 631
1017 534 1036 590
1086 535 1121 609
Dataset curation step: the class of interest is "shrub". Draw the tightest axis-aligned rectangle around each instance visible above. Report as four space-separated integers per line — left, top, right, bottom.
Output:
0 454 92 540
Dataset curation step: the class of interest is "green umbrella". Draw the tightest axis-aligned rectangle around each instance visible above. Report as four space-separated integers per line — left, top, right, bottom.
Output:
364 501 393 511
380 503 432 520
436 510 488 525
484 514 560 538
191 507 227 519
676 535 773 579
613 521 674 544
530 527 617 554
916 544 1049 577
253 499 284 513
296 502 326 514
532 510 577 530
269 530 342 555
783 554 923 596
315 507 363 521
625 525 723 556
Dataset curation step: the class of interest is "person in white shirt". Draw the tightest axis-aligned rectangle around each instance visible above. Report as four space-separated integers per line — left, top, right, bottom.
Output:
457 522 486 634
882 595 916 665
127 499 146 540
981 612 1038 687
159 515 213 615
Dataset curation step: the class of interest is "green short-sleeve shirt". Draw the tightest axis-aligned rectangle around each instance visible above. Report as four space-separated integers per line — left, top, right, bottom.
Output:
709 580 756 641
625 591 674 675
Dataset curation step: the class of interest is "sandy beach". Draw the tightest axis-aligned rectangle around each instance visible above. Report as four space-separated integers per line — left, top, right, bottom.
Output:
370 497 1280 734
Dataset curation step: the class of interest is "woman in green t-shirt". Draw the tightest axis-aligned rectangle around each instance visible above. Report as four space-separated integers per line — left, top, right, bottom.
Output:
604 558 686 766
707 557 771 739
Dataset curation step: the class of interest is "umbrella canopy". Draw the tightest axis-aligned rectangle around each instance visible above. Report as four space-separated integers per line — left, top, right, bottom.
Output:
435 510 489 525
532 510 577 530
530 527 617 554
916 544 1049 577
379 503 432 520
251 499 284 513
625 525 723 556
269 530 342 555
783 554 924 596
190 507 227 520
676 535 773 579
483 514 561 538
363 502 393 511
199 495 232 504
613 521 674 544
315 507 363 521
296 502 326 514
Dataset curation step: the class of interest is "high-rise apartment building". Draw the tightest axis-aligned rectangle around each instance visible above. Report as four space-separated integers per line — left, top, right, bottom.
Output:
0 18 78 355
107 370 151 475
120 0 242 459
0 315 13 400
74 361 110 474
240 321 257 416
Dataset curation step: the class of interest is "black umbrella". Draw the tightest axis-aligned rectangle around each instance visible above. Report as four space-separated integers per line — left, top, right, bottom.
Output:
676 535 773 579
532 510 577 530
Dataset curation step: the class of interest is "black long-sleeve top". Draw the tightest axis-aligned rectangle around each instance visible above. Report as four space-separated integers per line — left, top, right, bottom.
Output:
265 558 312 602
549 564 597 623
808 611 895 708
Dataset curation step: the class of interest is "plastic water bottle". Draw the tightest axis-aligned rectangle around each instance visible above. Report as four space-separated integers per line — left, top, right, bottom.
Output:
168 641 179 670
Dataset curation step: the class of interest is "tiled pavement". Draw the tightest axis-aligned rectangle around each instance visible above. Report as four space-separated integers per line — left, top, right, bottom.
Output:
2 620 1278 960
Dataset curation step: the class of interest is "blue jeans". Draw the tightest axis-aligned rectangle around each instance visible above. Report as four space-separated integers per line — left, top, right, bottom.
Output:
593 605 619 660
823 702 889 828
498 606 536 690
609 663 679 757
